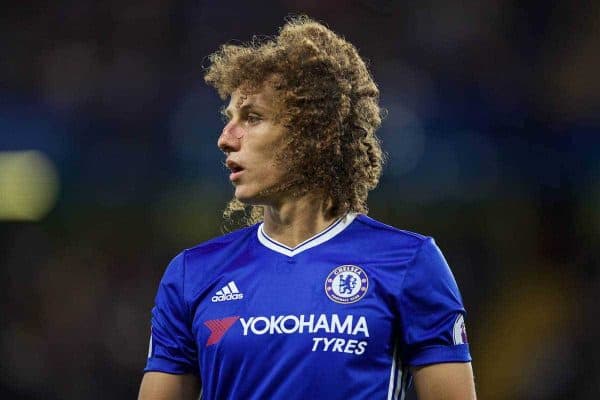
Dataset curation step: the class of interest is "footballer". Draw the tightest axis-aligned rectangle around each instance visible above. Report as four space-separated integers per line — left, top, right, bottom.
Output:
139 16 476 400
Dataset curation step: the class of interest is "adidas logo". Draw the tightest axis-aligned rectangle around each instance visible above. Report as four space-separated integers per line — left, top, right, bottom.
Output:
211 281 244 302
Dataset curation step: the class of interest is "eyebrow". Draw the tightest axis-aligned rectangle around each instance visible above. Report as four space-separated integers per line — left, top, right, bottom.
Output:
221 103 266 119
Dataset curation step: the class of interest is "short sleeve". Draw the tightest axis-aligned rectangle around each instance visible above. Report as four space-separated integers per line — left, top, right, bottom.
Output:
398 237 471 366
144 252 199 375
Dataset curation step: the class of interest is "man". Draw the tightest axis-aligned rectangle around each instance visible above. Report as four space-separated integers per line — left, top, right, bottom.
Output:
139 16 476 400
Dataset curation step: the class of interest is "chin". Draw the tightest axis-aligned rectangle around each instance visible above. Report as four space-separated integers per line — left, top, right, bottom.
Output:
233 187 260 205
234 187 274 206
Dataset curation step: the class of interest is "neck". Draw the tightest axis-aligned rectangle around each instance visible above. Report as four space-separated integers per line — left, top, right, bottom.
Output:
262 193 338 248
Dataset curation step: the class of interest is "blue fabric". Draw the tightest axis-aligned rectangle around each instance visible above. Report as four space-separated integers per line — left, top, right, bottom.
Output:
144 214 471 399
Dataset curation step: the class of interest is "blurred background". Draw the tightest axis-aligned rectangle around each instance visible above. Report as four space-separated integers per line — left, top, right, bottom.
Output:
1 1 599 399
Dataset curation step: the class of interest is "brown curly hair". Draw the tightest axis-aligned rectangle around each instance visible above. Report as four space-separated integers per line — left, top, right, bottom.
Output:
204 16 384 226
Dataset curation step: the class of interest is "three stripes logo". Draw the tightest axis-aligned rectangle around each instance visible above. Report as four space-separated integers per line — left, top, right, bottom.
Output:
211 281 244 302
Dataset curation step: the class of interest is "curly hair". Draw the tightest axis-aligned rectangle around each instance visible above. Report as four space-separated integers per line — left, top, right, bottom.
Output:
205 16 384 226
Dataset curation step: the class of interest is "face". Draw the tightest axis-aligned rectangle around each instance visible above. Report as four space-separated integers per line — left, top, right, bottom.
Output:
217 84 289 205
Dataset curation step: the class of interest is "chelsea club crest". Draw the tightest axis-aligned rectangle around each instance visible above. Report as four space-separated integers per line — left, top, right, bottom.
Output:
325 265 369 304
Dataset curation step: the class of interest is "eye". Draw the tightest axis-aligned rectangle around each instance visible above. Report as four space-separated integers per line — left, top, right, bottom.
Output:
245 114 262 125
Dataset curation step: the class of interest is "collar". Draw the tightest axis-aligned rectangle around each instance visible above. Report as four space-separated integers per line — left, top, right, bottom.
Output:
256 213 357 257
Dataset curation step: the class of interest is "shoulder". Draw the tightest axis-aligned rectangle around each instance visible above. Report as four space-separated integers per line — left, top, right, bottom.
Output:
182 224 259 261
353 214 429 241
351 214 435 258
163 224 259 279
158 224 260 301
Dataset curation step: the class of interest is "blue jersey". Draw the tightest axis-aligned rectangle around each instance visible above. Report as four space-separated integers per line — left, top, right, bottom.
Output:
145 214 471 399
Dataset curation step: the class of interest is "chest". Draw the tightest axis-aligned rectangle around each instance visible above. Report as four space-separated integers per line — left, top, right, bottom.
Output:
190 254 401 364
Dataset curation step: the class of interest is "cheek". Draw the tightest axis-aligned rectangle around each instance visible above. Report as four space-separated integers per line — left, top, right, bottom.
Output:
254 155 286 184
254 144 281 170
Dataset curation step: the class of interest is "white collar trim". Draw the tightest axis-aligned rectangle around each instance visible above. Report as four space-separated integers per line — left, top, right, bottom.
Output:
257 213 357 257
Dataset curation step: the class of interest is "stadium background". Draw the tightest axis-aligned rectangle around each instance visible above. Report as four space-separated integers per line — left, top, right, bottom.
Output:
1 1 599 399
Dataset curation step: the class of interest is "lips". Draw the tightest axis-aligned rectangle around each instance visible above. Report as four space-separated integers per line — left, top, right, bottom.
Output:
226 159 244 172
226 159 245 181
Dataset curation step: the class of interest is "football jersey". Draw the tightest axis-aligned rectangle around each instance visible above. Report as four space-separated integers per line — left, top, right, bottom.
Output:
145 214 471 399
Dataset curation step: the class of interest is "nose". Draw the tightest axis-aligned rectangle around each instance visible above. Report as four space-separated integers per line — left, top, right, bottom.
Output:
217 121 244 152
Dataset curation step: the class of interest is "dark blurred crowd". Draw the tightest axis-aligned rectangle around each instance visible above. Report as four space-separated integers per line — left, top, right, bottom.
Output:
1 1 599 399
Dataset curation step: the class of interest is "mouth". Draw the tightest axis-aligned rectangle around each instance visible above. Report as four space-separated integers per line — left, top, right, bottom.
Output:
226 160 245 181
